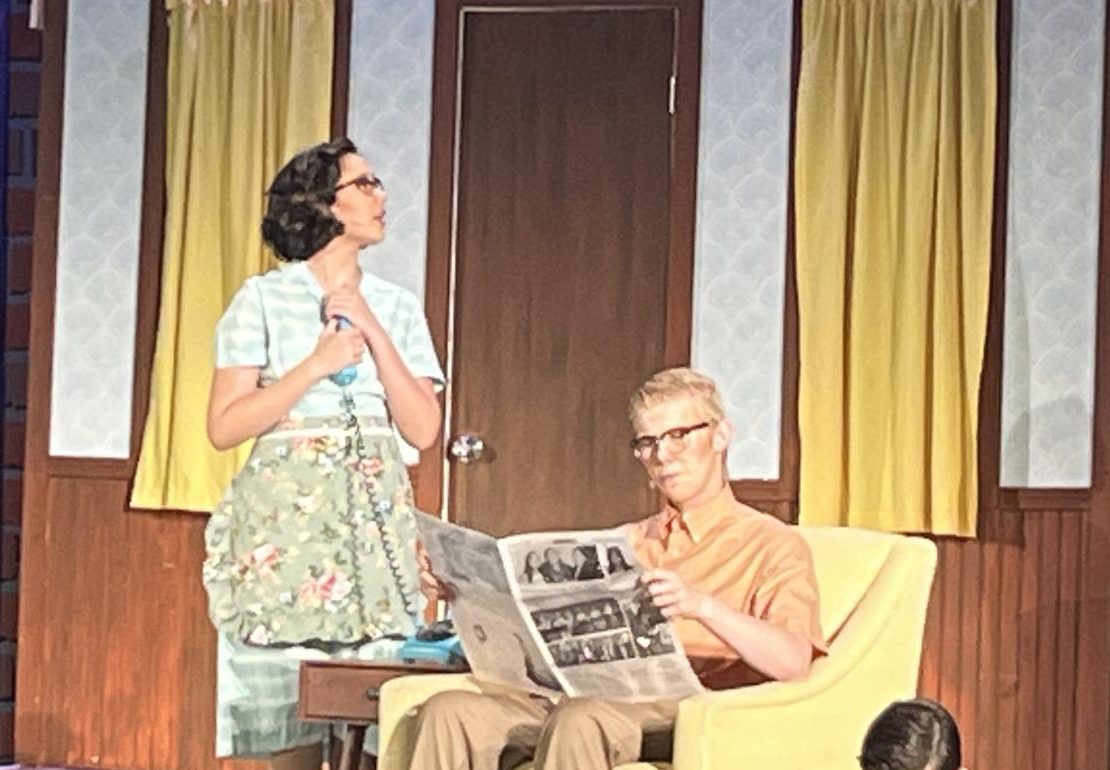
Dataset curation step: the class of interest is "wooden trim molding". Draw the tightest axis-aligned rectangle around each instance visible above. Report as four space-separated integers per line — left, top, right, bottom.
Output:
126 0 169 475
21 0 67 478
661 0 702 369
973 3 1095 519
1074 0 1110 763
768 0 805 508
330 0 352 139
975 0 1011 519
729 480 792 504
996 487 1091 512
14 0 69 754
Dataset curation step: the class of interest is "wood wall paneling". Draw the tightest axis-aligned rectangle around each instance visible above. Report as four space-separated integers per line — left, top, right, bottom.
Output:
916 511 1093 770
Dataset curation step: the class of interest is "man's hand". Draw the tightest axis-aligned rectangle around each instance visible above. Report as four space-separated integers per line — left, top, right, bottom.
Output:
644 568 711 619
416 540 455 602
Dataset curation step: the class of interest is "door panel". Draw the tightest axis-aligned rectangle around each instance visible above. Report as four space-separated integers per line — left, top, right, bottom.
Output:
449 10 675 536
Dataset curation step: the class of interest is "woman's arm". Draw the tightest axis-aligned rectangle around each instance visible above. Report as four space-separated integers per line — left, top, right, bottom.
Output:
206 320 365 450
325 289 443 449
363 325 442 449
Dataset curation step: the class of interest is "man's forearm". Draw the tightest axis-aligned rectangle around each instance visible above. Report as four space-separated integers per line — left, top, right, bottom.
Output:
694 595 813 681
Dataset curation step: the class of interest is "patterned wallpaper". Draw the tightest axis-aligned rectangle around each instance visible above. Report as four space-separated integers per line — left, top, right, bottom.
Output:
1001 0 1105 486
49 0 149 457
691 0 794 479
47 0 1104 490
348 0 434 298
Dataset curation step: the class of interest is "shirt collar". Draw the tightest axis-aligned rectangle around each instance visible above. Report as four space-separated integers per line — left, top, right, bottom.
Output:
290 260 374 303
660 483 736 545
287 261 325 303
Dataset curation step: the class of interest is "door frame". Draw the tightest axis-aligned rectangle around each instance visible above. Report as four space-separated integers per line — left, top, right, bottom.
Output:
414 0 704 517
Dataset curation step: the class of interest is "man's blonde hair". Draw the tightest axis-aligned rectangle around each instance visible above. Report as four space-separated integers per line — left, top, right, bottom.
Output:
628 367 726 430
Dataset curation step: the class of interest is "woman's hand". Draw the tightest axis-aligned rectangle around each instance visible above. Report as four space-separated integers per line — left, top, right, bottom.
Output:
644 569 710 619
310 318 365 379
323 286 442 449
324 288 382 343
416 540 455 602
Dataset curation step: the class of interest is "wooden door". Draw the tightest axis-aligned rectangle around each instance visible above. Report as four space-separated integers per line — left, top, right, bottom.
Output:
424 4 702 537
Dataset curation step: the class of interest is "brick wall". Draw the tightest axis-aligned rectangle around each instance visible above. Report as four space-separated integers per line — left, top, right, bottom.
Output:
2 0 39 760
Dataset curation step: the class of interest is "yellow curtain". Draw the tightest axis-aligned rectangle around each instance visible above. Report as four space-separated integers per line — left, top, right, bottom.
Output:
131 0 334 511
794 0 996 536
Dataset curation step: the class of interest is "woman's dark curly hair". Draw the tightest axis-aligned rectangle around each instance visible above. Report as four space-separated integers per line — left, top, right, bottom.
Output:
859 699 962 770
261 137 358 261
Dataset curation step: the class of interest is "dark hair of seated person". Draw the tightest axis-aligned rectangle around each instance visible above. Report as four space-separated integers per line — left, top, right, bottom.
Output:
261 137 357 261
859 698 962 770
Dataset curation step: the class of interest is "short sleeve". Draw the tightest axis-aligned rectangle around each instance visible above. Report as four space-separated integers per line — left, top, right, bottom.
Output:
214 278 268 368
398 294 446 390
752 534 827 654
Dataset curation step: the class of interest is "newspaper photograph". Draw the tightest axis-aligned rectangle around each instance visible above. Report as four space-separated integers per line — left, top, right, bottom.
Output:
415 514 704 702
416 516 561 695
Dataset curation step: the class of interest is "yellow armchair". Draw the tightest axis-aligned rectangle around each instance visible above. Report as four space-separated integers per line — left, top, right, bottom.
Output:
378 527 937 770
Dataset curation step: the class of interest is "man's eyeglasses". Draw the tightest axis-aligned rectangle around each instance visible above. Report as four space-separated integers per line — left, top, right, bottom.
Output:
335 174 385 195
629 422 712 460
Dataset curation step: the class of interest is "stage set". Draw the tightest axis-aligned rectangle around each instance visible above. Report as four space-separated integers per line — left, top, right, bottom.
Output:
2 1 1109 769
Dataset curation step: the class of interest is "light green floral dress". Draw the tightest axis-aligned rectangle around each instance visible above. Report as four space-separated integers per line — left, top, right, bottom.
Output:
203 263 445 756
203 416 421 645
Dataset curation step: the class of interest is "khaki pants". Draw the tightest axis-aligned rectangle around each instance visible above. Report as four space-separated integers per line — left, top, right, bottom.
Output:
408 687 678 770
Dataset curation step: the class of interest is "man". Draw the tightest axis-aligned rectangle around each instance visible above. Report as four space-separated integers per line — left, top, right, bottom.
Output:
859 699 965 770
538 547 574 583
570 546 604 580
414 367 826 770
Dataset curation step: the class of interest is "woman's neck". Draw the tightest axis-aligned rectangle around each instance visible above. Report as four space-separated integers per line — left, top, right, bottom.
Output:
307 242 361 292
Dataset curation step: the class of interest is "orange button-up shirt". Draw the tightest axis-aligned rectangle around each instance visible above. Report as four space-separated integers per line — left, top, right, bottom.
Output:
630 484 826 689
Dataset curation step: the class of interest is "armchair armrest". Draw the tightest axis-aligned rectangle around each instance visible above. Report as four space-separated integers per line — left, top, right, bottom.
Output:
672 540 934 770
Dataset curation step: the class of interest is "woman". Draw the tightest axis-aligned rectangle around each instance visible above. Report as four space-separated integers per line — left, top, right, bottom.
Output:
203 138 445 755
606 545 633 574
520 550 543 584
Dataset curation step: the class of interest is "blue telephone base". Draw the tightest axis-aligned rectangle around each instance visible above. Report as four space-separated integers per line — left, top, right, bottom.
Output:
398 636 465 666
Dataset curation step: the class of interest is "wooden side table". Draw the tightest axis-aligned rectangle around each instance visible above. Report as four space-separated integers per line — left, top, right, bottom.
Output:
299 659 467 770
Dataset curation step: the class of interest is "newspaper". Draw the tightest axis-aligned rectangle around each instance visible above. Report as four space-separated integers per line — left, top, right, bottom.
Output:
415 513 704 702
